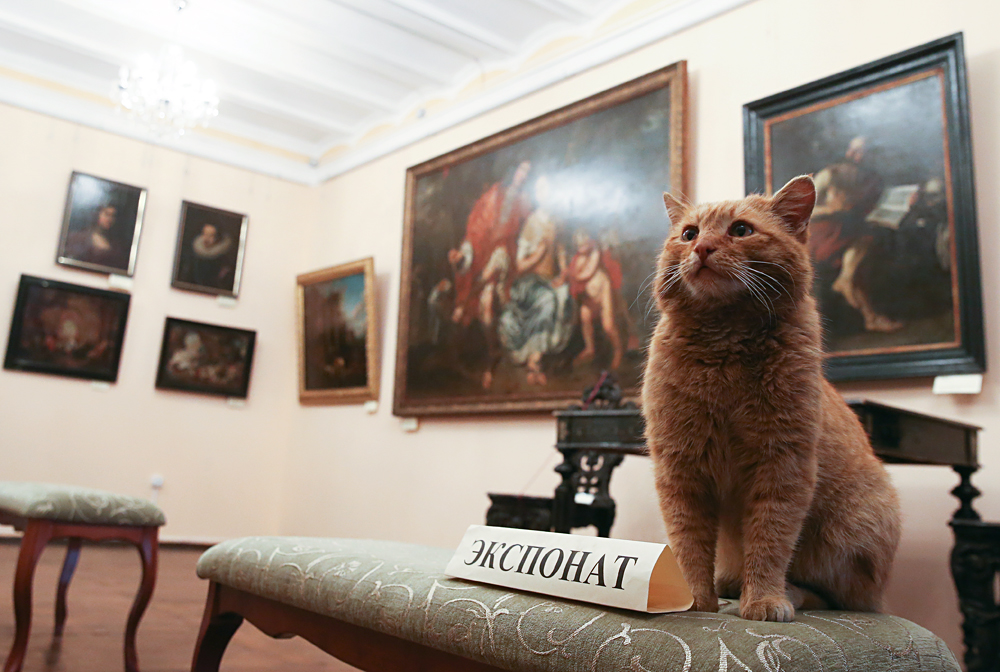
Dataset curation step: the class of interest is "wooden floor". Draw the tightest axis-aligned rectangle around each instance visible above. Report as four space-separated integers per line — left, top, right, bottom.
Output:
0 539 361 672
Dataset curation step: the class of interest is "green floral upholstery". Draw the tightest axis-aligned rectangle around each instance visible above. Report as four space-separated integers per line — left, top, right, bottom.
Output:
0 482 165 526
197 536 959 671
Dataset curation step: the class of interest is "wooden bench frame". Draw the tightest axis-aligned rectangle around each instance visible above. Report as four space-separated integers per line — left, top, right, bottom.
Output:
191 581 506 672
0 512 158 672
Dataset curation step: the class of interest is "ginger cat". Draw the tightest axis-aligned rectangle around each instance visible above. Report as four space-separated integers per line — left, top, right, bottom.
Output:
641 175 901 622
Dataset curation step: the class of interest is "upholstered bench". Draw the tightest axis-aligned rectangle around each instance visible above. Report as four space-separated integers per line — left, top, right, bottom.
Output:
0 481 165 672
192 536 960 671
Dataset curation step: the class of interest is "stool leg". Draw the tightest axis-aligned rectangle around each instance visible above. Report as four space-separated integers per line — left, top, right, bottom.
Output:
4 519 53 672
191 582 244 672
54 538 82 636
123 527 158 672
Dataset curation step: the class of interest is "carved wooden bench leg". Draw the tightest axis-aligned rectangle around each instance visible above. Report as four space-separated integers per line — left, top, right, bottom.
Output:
54 537 82 637
191 582 244 672
124 526 158 672
190 582 506 672
4 519 54 672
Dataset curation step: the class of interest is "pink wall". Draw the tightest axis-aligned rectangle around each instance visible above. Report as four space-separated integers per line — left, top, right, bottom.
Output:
0 107 316 539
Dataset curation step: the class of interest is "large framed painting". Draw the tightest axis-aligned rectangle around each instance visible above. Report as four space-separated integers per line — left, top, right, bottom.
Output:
171 201 249 298
395 62 688 415
3 274 131 382
744 34 984 382
56 171 147 277
154 317 256 398
297 257 380 405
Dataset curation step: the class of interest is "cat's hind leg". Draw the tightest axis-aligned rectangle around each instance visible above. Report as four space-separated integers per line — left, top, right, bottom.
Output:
715 525 743 599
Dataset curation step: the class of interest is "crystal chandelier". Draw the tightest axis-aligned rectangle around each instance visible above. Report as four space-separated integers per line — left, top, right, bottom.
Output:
113 44 219 136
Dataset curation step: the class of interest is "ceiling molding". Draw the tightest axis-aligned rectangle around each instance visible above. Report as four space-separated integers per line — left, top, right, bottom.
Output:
0 0 757 186
315 0 757 182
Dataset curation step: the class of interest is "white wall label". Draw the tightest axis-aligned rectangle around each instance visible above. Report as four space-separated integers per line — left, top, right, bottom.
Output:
932 374 983 395
108 274 133 291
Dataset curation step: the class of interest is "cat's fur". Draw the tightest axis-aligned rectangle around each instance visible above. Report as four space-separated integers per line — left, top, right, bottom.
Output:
641 175 901 622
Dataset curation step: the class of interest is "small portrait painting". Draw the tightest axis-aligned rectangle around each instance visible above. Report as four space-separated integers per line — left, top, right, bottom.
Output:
171 201 248 297
56 172 147 276
155 318 256 398
297 258 379 405
3 275 131 382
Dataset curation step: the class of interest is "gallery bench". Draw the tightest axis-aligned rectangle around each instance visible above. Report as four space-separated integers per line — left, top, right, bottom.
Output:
192 536 960 671
0 481 165 672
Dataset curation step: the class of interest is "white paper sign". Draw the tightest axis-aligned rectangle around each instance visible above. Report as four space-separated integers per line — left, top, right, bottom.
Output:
932 374 983 395
107 274 133 291
445 525 692 613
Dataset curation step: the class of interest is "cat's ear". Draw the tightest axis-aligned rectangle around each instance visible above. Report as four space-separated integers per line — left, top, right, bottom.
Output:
771 175 816 243
663 192 689 227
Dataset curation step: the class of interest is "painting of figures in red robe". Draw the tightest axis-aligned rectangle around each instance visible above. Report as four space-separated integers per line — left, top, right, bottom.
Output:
395 63 688 415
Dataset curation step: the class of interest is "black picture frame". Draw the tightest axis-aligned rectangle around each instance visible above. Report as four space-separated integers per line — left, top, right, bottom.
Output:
171 201 249 298
3 275 131 382
154 317 256 398
744 33 985 382
56 171 147 277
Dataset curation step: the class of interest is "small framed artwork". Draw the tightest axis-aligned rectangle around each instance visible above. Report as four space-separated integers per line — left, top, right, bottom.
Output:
3 274 131 382
154 317 256 398
744 33 985 382
56 171 147 276
395 61 688 415
297 257 379 405
171 201 248 298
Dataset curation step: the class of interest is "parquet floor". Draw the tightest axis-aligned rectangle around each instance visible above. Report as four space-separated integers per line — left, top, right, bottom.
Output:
0 539 360 671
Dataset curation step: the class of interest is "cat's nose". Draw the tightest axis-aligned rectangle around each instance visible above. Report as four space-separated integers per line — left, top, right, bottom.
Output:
694 240 716 261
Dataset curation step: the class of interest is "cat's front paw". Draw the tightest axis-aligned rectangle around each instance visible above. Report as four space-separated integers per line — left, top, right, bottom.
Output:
690 593 720 613
740 596 794 622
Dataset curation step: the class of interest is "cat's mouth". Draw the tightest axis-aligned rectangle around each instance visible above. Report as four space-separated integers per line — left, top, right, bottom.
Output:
692 261 724 279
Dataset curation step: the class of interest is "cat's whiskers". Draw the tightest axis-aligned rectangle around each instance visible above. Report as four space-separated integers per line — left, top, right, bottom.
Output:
631 269 661 310
741 264 789 301
747 260 796 294
733 267 776 319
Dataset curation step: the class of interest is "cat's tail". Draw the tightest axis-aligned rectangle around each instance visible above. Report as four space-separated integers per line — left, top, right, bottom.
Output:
787 583 831 611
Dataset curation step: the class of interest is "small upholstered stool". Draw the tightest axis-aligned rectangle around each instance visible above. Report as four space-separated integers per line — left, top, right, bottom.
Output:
0 481 165 672
192 536 961 672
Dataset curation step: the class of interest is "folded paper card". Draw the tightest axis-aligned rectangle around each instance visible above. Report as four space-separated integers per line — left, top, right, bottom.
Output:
445 525 693 613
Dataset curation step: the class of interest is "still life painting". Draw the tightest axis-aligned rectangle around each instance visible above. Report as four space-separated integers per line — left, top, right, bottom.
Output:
155 317 256 398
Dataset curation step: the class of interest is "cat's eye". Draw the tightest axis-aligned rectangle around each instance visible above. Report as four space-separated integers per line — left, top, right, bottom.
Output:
729 221 753 237
680 226 698 242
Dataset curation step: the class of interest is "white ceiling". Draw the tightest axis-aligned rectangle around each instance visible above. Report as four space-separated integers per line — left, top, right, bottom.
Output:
0 0 751 184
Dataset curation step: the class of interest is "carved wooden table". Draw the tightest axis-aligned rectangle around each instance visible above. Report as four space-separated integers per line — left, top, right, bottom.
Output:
848 400 997 672
539 398 994 672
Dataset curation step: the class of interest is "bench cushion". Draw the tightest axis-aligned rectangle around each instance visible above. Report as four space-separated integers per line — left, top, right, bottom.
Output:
0 482 165 526
197 536 960 672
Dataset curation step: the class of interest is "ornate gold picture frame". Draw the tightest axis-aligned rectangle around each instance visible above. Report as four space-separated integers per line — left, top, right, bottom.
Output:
297 257 380 405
